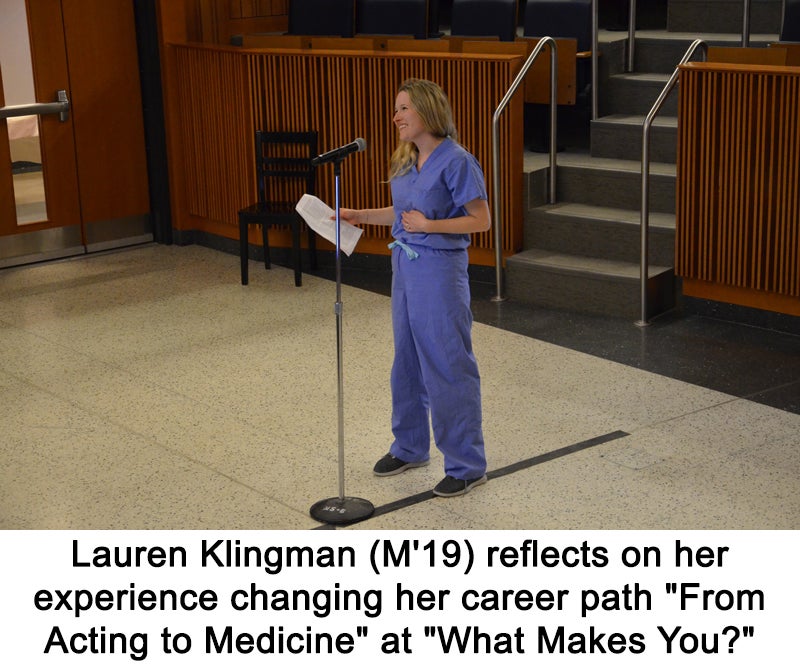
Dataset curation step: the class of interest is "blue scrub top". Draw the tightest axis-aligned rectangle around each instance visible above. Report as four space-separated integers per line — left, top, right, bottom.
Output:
390 138 488 250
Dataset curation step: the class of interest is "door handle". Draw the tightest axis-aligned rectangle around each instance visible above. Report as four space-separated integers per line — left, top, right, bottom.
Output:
0 89 70 122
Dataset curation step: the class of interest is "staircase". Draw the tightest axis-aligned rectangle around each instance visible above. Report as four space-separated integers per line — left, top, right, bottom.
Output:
504 0 783 320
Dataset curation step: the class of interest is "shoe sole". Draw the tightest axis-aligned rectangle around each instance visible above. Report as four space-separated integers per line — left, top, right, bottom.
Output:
373 460 430 477
433 474 488 497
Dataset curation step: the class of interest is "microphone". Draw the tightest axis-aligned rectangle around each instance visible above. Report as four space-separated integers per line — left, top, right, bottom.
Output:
311 138 367 166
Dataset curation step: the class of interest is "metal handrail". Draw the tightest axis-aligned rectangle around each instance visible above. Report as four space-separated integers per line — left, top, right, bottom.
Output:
492 36 558 302
637 39 707 327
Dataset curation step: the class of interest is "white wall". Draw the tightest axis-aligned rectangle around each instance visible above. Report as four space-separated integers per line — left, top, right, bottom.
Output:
0 0 36 105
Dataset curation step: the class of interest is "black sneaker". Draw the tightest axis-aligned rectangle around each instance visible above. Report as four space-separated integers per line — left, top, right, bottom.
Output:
433 474 488 497
373 453 429 477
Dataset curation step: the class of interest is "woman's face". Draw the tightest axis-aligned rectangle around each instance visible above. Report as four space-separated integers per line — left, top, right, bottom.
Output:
393 91 427 145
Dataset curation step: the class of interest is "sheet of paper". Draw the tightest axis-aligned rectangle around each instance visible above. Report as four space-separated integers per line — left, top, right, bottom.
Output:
295 193 363 256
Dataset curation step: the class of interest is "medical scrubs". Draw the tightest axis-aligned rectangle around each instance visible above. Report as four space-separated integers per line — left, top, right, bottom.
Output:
388 138 487 480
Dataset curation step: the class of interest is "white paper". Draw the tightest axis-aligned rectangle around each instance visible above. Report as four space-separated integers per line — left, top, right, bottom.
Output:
295 193 363 256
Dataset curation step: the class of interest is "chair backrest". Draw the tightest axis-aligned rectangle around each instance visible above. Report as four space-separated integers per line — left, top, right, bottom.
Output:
781 0 800 42
288 0 356 37
356 0 429 39
255 131 317 206
428 0 442 36
451 0 518 42
523 0 591 52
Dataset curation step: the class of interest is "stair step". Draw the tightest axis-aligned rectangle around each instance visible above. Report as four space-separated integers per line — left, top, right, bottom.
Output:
630 32 780 74
591 114 678 162
509 248 671 279
553 152 676 175
505 249 675 319
535 202 675 230
552 153 676 213
667 0 783 34
526 202 676 266
603 72 678 116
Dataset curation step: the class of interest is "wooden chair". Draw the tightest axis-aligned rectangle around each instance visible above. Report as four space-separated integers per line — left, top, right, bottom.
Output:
238 131 318 287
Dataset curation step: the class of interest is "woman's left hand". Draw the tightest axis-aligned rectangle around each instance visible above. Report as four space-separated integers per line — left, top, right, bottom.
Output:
401 210 428 234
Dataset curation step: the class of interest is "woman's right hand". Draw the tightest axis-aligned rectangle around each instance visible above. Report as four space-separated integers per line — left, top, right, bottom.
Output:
334 206 393 227
337 208 362 225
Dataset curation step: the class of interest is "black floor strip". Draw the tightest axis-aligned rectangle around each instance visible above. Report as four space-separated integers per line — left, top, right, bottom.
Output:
486 430 630 479
314 430 629 529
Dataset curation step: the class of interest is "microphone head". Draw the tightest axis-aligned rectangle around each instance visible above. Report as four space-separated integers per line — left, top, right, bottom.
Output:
354 138 367 152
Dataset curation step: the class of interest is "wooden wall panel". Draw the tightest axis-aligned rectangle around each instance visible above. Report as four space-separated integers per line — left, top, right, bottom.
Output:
676 63 800 314
174 47 254 226
190 0 288 44
172 43 524 264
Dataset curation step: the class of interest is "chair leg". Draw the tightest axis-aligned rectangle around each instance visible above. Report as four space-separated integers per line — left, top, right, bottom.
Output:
308 229 318 271
291 222 302 287
239 217 249 285
261 223 271 269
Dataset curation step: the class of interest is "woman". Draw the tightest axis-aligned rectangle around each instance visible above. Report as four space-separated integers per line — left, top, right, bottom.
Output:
341 78 490 497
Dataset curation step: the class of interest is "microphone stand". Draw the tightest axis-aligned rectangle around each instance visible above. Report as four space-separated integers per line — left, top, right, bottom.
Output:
309 157 374 525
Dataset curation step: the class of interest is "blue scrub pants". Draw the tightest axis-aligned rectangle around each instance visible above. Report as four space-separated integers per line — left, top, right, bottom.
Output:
389 243 487 480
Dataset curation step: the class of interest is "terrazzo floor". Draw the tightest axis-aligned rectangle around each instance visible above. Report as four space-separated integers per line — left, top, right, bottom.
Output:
1 244 798 530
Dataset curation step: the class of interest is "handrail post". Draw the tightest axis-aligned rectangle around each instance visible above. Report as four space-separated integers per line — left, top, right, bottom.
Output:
492 37 558 302
627 0 637 72
637 39 707 327
742 0 751 46
592 0 599 119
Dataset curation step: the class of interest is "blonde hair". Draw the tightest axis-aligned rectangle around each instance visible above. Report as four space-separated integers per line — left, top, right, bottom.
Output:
389 79 458 179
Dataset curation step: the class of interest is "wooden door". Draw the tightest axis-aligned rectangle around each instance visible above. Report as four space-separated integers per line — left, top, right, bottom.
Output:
0 0 151 268
0 0 83 264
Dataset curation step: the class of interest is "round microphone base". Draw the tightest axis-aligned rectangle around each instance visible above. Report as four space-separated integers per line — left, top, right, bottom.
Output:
310 497 375 525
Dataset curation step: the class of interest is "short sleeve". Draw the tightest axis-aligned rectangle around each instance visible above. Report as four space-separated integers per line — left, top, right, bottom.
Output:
444 149 488 209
